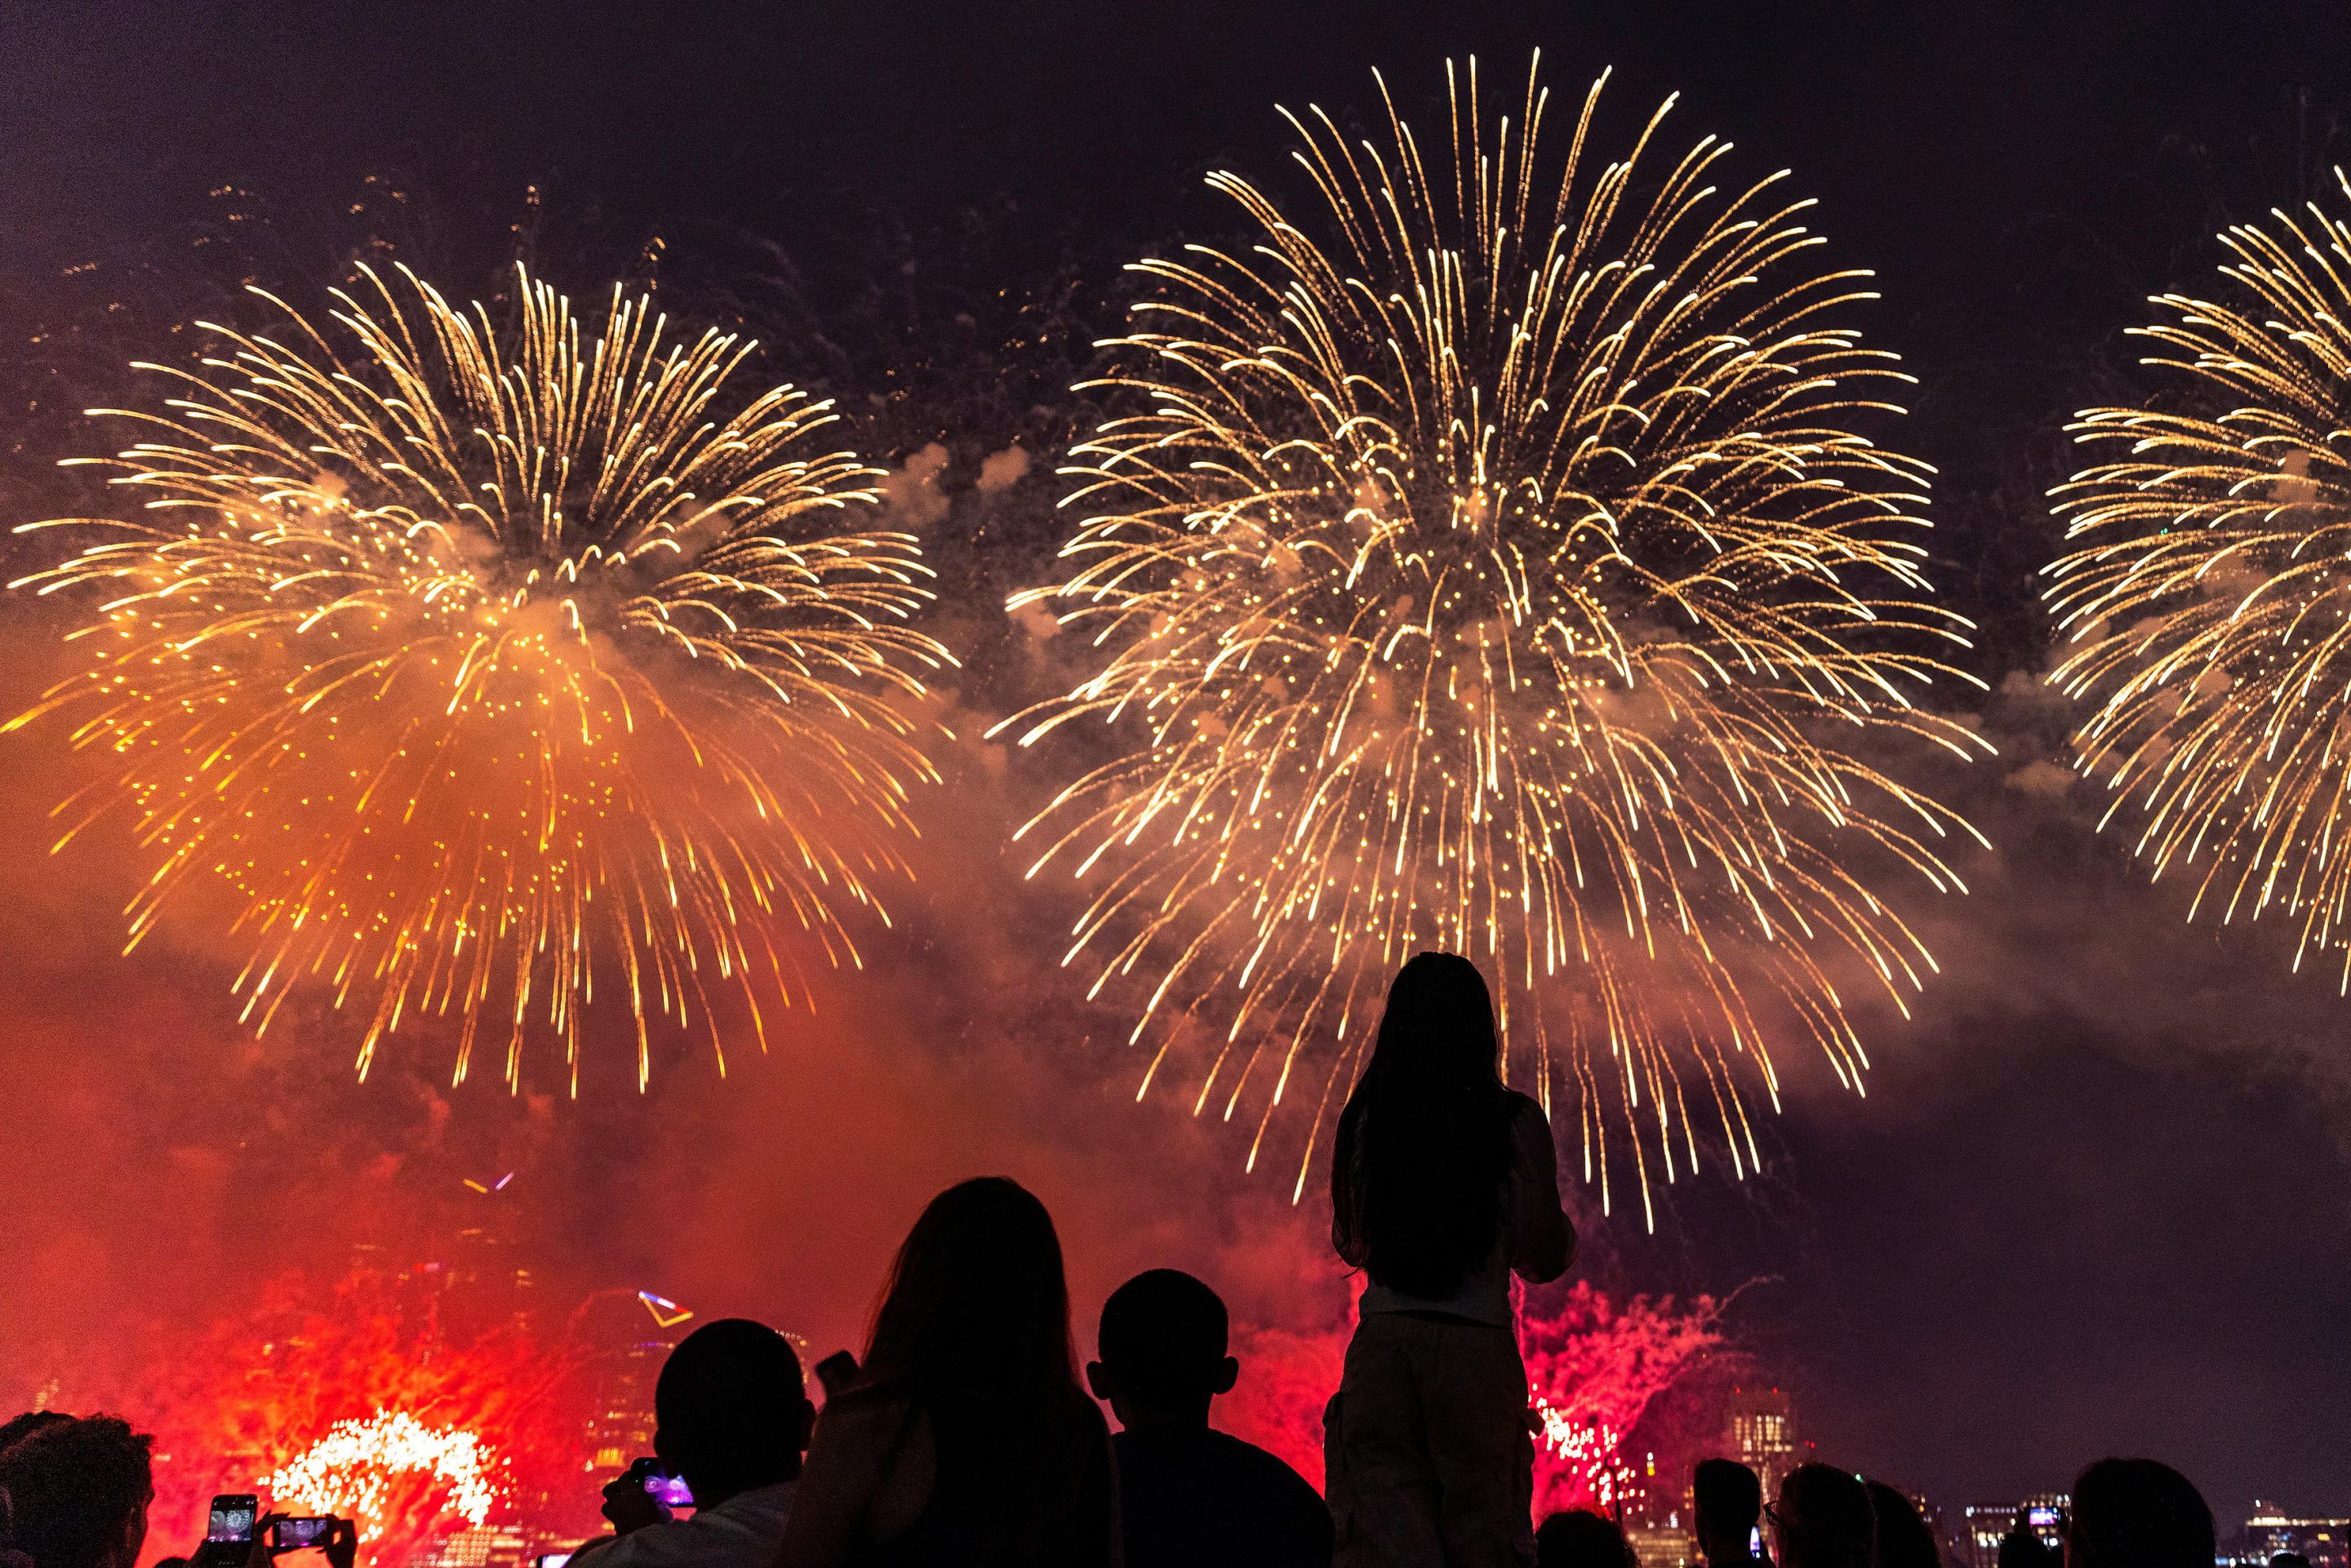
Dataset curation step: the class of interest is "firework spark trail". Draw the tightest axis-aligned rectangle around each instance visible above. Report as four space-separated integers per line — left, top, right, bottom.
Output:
2047 170 2351 988
267 1411 504 1535
9 264 952 1090
998 56 1985 1221
1531 1409 1634 1515
1215 1281 1720 1503
1518 1281 1722 1517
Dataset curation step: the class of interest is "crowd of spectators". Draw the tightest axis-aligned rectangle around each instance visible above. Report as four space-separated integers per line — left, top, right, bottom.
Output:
0 1208 2249 1568
0 957 2257 1567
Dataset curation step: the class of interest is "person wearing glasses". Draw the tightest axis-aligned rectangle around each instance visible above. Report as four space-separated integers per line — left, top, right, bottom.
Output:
1694 1460 1765 1568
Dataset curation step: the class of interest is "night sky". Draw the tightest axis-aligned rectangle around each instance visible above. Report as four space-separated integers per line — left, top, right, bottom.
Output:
2 0 2348 1534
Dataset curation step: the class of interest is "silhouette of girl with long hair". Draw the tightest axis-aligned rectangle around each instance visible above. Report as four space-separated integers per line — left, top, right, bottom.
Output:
777 1177 1116 1568
1325 952 1575 1567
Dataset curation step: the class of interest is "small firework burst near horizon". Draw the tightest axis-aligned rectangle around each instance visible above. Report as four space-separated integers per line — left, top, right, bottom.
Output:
2048 170 2351 990
267 1410 504 1539
8 264 953 1091
999 54 1986 1223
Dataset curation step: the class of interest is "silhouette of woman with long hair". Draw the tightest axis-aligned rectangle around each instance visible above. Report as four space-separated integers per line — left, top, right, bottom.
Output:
776 1177 1117 1568
1325 953 1575 1567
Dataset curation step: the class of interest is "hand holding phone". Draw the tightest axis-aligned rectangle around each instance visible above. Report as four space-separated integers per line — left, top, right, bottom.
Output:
640 1464 692 1511
601 1458 674 1535
321 1518 358 1568
207 1498 260 1545
270 1520 334 1552
814 1351 859 1399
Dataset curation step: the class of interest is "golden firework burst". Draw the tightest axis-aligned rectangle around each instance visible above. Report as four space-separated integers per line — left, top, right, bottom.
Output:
11 264 951 1090
2049 171 2351 983
998 57 1985 1219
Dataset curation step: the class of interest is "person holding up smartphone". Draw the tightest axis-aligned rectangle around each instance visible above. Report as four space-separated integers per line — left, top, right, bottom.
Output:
569 1320 814 1568
176 1504 354 1568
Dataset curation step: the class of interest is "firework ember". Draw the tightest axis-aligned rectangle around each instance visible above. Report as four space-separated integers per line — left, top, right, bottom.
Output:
1531 1407 1635 1515
267 1410 504 1537
2047 171 2351 984
1001 55 1985 1217
8 264 952 1090
1519 1281 1724 1517
60 1265 593 1568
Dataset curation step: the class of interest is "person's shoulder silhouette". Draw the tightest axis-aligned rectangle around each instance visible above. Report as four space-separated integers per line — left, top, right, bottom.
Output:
1114 1426 1329 1568
1087 1269 1331 1568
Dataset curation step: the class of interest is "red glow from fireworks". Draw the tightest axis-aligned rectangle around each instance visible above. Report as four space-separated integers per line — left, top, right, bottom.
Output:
1219 1282 1725 1517
1220 1324 1349 1490
60 1267 593 1568
268 1411 504 1543
1519 1281 1726 1517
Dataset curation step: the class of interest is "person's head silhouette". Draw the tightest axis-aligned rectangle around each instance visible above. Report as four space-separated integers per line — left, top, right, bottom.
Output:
0 1416 70 1459
1868 1481 1939 1568
1694 1459 1762 1563
1368 952 1501 1083
1085 1269 1238 1432
2068 1459 2215 1568
651 1318 814 1508
811 1179 1106 1566
1335 950 1513 1299
861 1175 1076 1401
0 1417 152 1568
1773 1464 1876 1568
1535 1509 1636 1568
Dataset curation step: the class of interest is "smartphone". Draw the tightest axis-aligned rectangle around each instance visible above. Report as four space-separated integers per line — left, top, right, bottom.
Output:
272 1520 334 1551
814 1350 859 1398
534 1556 571 1568
640 1465 692 1510
208 1497 260 1544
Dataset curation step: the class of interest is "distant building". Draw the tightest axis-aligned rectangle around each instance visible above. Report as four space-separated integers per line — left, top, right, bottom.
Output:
1629 1525 1696 1568
584 1339 666 1478
1723 1388 1799 1500
1962 1496 2069 1568
414 1526 535 1568
1620 1449 1682 1532
2247 1503 2351 1568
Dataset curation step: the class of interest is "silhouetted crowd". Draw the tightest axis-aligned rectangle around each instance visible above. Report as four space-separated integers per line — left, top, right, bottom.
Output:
0 957 2264 1567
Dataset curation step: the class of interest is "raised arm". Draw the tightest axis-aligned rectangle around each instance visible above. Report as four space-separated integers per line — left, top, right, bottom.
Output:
1505 1095 1574 1284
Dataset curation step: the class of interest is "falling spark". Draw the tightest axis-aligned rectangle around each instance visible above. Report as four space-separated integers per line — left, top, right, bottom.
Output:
10 264 951 1090
1533 1406 1635 1515
998 56 1984 1219
2047 170 2351 989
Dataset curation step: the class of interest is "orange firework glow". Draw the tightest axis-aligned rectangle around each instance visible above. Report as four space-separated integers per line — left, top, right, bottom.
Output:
1000 56 1985 1219
267 1411 504 1539
8 264 952 1090
82 1268 592 1568
2047 171 2351 985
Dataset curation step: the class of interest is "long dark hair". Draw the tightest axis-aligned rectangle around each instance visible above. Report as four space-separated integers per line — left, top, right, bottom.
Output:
858 1175 1076 1402
848 1178 1106 1566
1331 952 1512 1299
